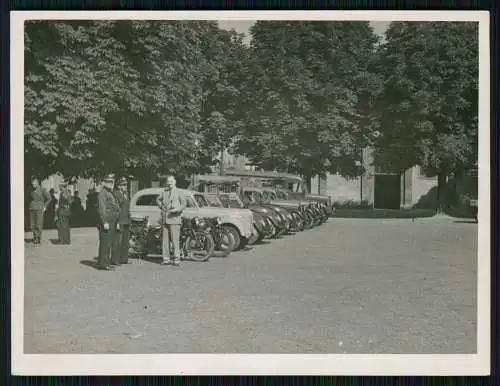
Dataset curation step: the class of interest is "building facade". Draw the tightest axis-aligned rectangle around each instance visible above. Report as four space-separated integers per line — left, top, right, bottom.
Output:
226 148 438 209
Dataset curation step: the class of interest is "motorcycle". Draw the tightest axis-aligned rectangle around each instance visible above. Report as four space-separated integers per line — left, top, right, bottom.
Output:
129 216 215 262
202 217 236 257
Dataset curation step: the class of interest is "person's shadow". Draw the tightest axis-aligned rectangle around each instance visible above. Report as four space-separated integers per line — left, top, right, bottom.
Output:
80 257 102 270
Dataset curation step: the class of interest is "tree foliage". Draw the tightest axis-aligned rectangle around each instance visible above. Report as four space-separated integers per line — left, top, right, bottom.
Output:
235 21 380 182
24 20 229 180
198 24 249 159
25 19 478 202
372 21 479 179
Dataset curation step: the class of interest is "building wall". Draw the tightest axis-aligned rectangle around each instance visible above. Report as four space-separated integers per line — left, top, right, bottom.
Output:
308 149 438 208
411 165 438 206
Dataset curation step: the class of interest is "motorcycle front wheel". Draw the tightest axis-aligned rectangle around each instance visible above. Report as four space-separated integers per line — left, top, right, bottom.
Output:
213 228 235 257
183 231 215 262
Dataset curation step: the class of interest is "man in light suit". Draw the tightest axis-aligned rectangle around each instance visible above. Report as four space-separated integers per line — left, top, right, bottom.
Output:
156 175 186 267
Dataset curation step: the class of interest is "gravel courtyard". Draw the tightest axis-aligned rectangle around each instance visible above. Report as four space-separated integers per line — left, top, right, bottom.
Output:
23 217 477 354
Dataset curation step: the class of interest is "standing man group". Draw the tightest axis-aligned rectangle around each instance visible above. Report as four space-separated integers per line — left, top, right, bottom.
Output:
96 174 131 271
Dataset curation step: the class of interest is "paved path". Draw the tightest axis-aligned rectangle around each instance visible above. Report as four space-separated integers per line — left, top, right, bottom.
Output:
24 217 477 354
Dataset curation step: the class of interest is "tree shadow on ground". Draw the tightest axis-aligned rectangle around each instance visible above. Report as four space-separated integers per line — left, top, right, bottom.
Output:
332 208 436 219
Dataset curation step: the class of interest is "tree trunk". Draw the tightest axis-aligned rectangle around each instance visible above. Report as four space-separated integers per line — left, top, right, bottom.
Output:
219 145 225 176
436 173 448 214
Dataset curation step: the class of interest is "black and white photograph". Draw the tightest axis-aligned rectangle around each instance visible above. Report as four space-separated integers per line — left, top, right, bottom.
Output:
11 11 490 375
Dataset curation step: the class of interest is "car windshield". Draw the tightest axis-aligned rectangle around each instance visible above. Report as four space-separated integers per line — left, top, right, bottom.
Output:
229 198 244 208
194 194 209 207
254 191 265 203
262 191 272 201
206 196 223 207
276 190 288 200
220 194 243 208
243 191 254 203
184 195 197 208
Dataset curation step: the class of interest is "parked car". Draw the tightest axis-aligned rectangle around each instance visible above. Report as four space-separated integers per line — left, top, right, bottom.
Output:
207 192 276 241
242 187 314 231
223 169 334 216
202 193 266 245
190 175 289 238
129 188 255 250
277 188 334 217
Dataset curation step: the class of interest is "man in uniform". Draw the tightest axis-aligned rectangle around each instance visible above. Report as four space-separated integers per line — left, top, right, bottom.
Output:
29 177 51 244
113 177 131 265
55 182 73 244
156 175 186 266
97 174 120 270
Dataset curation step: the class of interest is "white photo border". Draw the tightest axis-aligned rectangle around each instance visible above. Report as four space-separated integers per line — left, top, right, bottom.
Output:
11 10 491 376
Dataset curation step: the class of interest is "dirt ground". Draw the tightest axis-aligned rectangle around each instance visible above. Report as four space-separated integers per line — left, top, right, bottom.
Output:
23 217 477 354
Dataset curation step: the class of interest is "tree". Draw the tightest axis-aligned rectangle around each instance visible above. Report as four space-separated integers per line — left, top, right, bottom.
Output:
235 21 380 188
24 21 221 181
25 21 144 180
372 21 478 211
197 23 249 174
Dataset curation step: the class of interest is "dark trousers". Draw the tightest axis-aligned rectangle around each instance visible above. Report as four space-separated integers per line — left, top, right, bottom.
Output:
113 224 130 264
98 222 118 268
57 213 71 244
30 210 44 242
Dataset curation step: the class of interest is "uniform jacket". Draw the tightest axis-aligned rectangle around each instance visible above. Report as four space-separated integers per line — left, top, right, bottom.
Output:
114 190 131 225
156 187 186 225
29 186 50 211
56 191 73 216
98 186 120 225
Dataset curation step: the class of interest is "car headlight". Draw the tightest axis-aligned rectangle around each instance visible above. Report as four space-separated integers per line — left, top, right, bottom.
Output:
194 217 201 226
216 217 223 226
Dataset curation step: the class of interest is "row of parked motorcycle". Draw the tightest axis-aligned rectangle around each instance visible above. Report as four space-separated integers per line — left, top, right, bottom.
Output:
128 197 332 262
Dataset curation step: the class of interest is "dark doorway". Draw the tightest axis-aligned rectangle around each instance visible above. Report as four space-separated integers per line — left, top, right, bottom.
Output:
374 174 401 209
